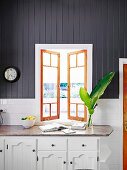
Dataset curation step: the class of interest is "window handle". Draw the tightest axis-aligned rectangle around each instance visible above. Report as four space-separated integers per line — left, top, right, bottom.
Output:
70 161 73 164
0 150 2 152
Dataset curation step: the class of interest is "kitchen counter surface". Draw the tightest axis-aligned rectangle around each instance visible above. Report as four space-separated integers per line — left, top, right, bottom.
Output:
0 125 113 136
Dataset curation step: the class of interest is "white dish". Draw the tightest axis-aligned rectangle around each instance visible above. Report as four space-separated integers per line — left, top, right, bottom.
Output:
21 119 36 128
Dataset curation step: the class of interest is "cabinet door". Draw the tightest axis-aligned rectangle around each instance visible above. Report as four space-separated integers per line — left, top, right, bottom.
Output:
38 151 67 170
0 139 4 170
68 151 97 170
5 138 37 170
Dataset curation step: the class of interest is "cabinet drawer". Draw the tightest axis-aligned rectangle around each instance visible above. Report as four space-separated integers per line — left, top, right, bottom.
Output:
68 138 97 151
38 138 67 151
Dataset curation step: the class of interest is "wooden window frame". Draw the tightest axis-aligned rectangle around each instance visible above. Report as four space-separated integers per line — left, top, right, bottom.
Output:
40 50 60 121
40 49 88 122
67 50 87 121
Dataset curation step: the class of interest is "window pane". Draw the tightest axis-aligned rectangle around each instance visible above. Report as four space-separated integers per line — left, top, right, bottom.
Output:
51 54 58 67
70 54 76 67
51 104 57 116
70 83 84 98
43 67 57 83
70 67 84 98
78 104 84 118
70 104 76 117
43 53 50 66
77 53 84 66
43 104 50 117
70 67 84 83
43 83 57 98
43 67 57 98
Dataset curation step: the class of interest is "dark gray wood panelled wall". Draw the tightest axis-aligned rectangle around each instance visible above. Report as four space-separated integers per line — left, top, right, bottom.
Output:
0 0 126 98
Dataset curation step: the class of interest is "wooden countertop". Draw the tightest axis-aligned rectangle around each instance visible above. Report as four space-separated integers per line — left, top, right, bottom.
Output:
0 125 113 136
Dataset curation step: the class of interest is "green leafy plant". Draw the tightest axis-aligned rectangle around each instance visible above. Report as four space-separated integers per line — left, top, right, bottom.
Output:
79 72 115 127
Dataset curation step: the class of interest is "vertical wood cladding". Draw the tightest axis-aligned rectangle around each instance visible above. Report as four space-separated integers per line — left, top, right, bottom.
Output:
0 0 126 98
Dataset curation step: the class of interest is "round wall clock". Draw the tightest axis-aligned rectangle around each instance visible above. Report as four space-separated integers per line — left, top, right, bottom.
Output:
4 66 20 83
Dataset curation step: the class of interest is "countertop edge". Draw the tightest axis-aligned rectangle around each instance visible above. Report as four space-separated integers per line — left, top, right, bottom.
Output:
0 125 113 137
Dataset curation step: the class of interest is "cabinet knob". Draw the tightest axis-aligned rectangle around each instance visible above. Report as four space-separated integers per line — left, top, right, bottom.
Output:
32 149 36 152
0 150 2 152
82 144 86 147
70 161 73 164
51 144 55 147
63 161 66 164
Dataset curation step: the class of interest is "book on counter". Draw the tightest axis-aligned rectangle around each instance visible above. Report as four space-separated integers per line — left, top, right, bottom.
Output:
39 123 67 132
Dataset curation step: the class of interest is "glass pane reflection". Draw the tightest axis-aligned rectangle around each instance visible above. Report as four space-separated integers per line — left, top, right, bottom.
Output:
44 83 57 98
70 104 76 117
43 104 50 117
51 104 57 116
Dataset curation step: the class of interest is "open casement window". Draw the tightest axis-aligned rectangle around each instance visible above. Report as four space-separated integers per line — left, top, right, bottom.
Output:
40 49 88 121
67 50 87 121
40 50 60 121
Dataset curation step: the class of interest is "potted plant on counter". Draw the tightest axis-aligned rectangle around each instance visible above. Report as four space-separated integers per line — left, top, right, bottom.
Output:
79 72 115 128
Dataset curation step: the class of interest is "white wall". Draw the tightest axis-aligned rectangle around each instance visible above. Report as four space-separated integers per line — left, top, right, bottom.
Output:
93 99 122 170
0 45 122 170
0 99 36 125
0 98 122 170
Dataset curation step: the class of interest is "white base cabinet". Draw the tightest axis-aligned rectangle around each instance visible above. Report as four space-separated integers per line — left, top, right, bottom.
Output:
37 137 67 170
68 151 97 170
0 139 4 170
67 137 98 170
0 136 100 170
38 151 67 170
5 138 37 170
37 137 99 170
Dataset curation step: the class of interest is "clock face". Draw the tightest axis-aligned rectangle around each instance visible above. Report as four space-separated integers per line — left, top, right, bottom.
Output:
4 67 20 82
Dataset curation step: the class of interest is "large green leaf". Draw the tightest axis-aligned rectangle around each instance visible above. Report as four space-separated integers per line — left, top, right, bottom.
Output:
90 72 115 107
79 87 91 109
